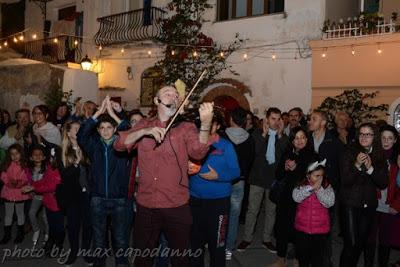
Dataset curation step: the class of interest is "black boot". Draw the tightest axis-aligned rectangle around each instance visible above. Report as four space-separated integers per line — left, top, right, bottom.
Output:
14 225 25 244
0 226 12 245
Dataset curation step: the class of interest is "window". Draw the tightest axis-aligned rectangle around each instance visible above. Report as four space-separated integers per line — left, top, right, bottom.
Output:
141 67 164 107
364 0 380 13
58 6 76 20
218 0 284 21
394 104 400 132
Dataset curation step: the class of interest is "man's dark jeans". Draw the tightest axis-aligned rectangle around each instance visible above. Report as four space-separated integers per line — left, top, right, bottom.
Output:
91 197 133 267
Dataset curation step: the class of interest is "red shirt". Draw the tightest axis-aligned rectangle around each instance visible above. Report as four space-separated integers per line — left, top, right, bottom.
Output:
114 117 209 208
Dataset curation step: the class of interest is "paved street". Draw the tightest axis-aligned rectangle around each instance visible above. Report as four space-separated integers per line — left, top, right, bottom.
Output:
0 206 399 267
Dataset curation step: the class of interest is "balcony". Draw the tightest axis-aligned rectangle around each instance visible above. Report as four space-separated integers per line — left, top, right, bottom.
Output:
24 35 82 64
94 7 166 47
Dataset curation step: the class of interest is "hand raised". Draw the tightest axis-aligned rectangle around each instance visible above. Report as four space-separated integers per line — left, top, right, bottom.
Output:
199 102 214 126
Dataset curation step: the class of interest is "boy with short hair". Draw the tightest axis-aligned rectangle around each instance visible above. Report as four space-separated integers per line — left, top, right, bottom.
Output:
77 96 132 267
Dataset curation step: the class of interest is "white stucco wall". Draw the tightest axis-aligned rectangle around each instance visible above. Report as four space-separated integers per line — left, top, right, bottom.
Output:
196 0 326 114
62 67 99 103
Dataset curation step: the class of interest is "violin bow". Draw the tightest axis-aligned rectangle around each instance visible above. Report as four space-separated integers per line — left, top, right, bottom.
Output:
164 69 208 133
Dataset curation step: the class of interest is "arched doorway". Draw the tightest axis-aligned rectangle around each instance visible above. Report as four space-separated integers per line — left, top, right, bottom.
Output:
213 95 240 123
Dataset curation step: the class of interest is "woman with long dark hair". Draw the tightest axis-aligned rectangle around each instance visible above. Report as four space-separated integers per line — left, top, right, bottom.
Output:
339 123 388 267
269 127 318 267
365 125 400 267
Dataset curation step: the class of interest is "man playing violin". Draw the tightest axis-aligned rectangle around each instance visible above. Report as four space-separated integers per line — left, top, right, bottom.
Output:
114 85 214 267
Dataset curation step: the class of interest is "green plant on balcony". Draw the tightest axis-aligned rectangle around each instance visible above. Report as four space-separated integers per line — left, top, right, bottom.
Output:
156 0 242 102
317 89 388 127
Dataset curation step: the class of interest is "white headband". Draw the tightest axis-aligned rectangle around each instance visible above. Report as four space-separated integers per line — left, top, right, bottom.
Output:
307 159 327 172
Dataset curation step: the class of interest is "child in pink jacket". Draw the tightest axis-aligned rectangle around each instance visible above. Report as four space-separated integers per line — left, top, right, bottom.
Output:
0 144 30 244
22 146 64 254
292 159 335 267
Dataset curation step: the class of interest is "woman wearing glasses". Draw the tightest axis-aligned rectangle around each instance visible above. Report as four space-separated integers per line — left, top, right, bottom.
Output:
339 123 388 267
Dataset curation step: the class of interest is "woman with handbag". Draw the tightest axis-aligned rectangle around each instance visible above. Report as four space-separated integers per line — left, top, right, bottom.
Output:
269 127 318 267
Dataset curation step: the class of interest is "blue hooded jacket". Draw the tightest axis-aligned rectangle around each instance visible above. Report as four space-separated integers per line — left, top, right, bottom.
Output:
190 137 240 199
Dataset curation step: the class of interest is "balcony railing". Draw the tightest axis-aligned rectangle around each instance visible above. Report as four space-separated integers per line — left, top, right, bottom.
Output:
24 35 82 64
94 7 166 47
323 19 398 40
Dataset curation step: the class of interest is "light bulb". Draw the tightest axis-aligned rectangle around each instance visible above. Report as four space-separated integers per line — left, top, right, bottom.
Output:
13 37 18 43
147 50 152 56
219 51 224 57
171 50 175 56
19 35 24 41
321 53 327 58
193 51 198 57
53 38 58 43
121 48 125 53
4 41 8 47
74 40 78 46
99 45 103 50
271 54 277 61
32 34 37 39
243 53 248 60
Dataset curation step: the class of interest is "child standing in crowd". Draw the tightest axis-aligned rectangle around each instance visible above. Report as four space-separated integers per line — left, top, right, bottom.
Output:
292 160 335 267
23 146 64 253
0 144 30 244
77 96 132 267
26 146 49 246
189 111 240 267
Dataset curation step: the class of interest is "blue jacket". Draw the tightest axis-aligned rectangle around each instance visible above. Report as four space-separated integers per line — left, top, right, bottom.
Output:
190 137 240 199
77 118 130 199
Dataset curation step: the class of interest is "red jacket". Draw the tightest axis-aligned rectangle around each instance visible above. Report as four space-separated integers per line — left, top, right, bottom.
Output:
378 164 400 212
295 193 331 234
28 166 61 212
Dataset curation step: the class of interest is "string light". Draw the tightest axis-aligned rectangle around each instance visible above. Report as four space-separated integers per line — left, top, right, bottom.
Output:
4 41 8 47
32 34 37 40
321 48 327 58
19 35 24 41
271 51 277 61
377 43 383 54
13 37 18 43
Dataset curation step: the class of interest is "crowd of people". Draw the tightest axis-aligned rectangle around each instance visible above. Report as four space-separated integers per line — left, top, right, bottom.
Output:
0 85 399 267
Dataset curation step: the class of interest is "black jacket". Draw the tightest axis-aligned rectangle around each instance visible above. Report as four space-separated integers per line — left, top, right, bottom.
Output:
249 129 289 188
224 132 255 181
339 145 388 209
310 130 344 190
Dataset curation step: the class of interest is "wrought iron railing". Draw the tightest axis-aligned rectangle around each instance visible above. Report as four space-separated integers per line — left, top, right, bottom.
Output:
94 7 166 46
24 35 82 64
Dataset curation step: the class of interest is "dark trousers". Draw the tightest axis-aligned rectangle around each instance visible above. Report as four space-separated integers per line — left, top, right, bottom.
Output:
133 204 192 267
340 206 376 267
66 192 92 263
91 197 133 266
295 231 327 267
46 209 65 250
190 196 230 267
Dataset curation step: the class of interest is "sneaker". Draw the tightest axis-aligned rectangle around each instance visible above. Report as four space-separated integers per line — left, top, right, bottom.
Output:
237 241 251 252
225 250 232 260
32 230 40 245
262 241 277 253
